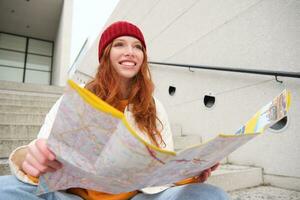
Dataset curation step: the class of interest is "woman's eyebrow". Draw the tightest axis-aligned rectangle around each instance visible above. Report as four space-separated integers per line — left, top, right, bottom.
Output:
114 39 125 42
113 39 141 44
133 41 142 45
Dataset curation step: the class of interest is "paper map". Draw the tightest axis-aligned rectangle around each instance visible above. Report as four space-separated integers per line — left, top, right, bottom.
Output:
37 80 291 194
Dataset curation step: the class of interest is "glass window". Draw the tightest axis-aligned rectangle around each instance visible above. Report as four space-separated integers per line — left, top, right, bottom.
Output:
26 54 51 71
0 33 53 85
0 49 25 68
28 39 52 56
0 66 24 82
0 33 26 51
25 70 50 85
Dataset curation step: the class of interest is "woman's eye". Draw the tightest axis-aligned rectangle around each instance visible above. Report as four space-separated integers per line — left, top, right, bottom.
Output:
113 42 124 47
135 44 143 50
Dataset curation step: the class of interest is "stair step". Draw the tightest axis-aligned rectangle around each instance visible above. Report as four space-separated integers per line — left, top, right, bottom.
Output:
0 99 56 107
229 186 300 200
207 164 263 191
0 105 51 114
0 124 40 139
0 113 45 124
0 139 32 158
0 158 9 176
0 80 64 94
0 91 60 102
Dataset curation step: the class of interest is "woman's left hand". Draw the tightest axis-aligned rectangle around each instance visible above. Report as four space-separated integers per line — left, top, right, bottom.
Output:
193 162 220 183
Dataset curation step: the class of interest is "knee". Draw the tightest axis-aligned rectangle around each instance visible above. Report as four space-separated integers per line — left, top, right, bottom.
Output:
0 175 35 194
0 175 18 191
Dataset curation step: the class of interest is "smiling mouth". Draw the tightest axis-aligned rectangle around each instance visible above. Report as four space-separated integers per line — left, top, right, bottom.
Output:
119 61 136 66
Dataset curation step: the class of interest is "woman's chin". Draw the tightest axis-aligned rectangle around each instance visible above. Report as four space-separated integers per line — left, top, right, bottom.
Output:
118 72 138 80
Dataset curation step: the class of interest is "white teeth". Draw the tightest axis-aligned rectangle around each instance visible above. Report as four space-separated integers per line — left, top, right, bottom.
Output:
121 61 135 66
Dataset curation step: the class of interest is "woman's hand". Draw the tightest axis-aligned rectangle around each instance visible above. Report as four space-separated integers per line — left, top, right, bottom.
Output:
193 162 220 183
22 138 62 177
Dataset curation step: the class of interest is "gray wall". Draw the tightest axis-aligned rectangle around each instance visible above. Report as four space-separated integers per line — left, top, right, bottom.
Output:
52 0 73 86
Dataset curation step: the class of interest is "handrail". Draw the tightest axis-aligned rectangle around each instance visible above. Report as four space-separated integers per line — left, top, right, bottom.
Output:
68 38 89 75
149 61 300 80
75 70 93 79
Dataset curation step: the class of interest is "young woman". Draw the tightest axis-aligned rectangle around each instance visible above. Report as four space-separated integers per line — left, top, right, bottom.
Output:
0 21 229 200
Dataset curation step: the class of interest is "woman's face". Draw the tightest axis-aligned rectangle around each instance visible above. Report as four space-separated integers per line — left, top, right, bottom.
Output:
110 36 144 82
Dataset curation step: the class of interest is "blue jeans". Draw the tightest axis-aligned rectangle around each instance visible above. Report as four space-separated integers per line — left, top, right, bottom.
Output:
0 175 229 200
0 176 82 200
132 184 229 200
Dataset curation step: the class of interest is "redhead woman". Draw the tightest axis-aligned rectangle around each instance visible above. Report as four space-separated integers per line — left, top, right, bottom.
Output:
0 21 229 200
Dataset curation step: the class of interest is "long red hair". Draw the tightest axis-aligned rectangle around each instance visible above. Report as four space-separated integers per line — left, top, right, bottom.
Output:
85 43 165 147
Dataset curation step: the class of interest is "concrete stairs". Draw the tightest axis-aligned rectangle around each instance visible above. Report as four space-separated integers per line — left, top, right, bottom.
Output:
0 80 62 175
1 80 298 199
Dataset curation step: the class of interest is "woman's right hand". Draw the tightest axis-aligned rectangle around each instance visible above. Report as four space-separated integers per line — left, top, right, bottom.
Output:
22 138 62 177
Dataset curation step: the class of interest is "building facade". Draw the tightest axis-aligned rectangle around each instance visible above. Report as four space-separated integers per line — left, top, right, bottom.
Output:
1 0 299 191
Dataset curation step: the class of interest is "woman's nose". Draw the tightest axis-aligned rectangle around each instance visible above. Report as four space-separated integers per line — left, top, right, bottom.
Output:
124 46 134 56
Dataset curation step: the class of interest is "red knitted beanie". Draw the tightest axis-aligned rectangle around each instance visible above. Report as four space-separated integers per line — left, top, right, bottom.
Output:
98 21 146 62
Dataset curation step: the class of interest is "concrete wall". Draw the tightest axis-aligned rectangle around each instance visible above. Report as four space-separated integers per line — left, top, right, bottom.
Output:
52 0 73 86
103 0 300 189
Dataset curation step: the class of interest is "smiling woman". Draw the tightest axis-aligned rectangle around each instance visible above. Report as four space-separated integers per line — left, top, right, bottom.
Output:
109 36 144 83
0 21 229 200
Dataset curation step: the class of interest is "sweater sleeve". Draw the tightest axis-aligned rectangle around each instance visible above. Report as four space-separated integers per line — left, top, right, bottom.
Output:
153 97 174 151
37 96 62 139
8 96 63 185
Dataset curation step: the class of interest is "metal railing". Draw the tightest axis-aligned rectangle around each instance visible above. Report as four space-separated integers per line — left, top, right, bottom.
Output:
149 61 300 82
68 38 89 76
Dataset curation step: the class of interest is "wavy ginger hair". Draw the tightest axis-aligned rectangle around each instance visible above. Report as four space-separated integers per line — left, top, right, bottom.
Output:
85 43 165 147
